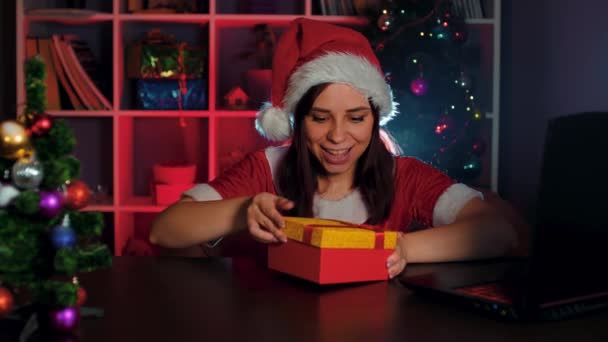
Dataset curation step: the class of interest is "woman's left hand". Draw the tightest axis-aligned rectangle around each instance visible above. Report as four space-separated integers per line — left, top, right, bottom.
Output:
386 233 407 279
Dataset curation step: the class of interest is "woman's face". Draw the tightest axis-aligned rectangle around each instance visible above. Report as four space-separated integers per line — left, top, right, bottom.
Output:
303 83 374 178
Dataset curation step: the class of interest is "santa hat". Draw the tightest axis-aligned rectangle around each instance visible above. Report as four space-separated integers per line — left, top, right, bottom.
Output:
256 18 398 141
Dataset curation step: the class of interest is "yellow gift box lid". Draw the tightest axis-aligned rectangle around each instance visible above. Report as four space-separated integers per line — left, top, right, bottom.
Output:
282 217 397 249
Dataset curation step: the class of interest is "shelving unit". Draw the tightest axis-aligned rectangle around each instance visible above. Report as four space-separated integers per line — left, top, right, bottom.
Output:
16 0 501 255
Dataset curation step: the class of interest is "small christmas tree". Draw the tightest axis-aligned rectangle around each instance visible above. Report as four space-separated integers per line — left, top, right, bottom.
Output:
362 0 486 182
0 55 111 334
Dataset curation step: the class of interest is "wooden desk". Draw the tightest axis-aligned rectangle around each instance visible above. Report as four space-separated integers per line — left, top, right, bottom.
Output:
4 257 608 341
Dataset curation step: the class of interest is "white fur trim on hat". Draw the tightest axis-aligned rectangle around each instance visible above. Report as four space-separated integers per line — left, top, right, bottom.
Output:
255 102 293 141
285 52 398 125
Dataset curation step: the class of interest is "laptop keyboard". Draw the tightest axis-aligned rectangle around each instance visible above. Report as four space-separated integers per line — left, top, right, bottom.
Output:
454 282 514 304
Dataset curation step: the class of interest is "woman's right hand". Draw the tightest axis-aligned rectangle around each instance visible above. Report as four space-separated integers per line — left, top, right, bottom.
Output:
247 192 294 244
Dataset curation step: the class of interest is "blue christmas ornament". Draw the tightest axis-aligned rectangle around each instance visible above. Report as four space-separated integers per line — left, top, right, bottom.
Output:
51 216 76 249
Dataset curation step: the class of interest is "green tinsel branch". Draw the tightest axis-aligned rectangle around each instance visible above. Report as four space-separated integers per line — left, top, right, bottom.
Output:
54 244 112 275
24 56 46 115
13 190 41 215
35 280 78 308
31 119 76 161
70 211 104 238
41 157 79 189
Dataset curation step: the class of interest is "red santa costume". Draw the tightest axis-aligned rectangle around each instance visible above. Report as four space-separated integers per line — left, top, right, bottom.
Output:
183 18 482 246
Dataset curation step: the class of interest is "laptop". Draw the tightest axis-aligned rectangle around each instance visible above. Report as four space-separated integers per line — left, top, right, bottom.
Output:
399 112 608 321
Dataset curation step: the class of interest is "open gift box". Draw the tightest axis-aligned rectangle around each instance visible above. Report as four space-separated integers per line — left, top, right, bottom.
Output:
268 217 398 284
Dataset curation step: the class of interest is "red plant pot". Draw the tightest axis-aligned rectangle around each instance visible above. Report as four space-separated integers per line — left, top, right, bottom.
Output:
153 163 196 185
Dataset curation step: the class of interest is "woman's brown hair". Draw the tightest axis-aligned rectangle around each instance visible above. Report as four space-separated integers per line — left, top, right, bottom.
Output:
277 83 395 224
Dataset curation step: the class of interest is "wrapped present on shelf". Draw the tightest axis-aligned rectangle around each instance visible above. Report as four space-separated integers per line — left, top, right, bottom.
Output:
136 78 207 110
127 29 205 79
151 162 197 204
153 182 195 205
153 162 196 185
268 217 398 284
128 29 207 110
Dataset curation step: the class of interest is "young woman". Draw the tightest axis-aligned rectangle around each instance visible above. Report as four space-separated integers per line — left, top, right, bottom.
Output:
150 18 517 278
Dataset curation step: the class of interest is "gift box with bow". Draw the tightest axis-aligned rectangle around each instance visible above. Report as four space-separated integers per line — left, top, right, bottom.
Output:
268 217 398 284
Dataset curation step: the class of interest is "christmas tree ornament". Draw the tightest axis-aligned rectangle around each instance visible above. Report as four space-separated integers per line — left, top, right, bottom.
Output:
0 286 14 318
472 139 486 155
51 216 77 249
410 77 429 96
71 277 87 306
457 72 472 89
451 22 468 44
76 287 87 306
30 112 53 136
12 156 44 189
39 190 64 218
0 120 32 159
435 116 454 135
377 12 395 31
0 183 20 207
64 180 91 210
48 306 80 333
462 154 482 180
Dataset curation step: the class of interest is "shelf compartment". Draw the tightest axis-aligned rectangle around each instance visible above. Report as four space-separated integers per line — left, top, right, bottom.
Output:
115 212 162 256
117 117 209 204
47 110 114 117
215 24 285 111
121 196 166 212
216 117 283 175
119 110 211 118
118 0 210 14
26 21 114 111
120 21 209 110
216 0 304 14
56 117 115 206
118 14 211 23
25 0 113 13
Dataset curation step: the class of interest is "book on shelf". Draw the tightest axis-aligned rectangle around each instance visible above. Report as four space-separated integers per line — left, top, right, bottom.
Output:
63 35 112 110
37 34 112 110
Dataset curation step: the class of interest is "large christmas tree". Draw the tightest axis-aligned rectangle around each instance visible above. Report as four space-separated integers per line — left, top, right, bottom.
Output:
363 0 486 182
0 56 111 334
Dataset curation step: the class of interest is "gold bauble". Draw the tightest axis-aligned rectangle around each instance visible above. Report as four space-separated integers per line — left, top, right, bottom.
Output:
0 120 32 159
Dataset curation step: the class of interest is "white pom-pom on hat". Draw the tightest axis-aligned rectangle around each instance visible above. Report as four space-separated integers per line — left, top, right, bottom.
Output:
255 102 293 141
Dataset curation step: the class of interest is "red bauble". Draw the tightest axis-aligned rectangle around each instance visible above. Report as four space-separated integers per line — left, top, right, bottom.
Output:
76 287 87 306
64 180 91 210
30 113 53 136
0 286 14 318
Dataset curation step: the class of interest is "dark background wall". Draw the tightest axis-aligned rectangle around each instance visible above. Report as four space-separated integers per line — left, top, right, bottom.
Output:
0 1 16 122
500 0 608 221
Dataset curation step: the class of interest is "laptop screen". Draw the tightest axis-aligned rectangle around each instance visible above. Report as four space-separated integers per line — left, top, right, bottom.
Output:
530 112 608 302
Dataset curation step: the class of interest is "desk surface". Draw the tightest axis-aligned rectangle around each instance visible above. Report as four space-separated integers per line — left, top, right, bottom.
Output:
4 257 608 341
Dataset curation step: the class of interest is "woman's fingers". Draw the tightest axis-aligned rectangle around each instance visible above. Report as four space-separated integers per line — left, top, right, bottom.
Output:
388 258 407 279
258 199 289 242
247 193 295 244
247 217 278 243
277 197 295 211
386 250 400 267
387 236 407 278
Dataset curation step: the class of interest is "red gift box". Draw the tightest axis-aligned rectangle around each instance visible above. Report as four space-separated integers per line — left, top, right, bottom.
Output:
268 217 397 284
153 183 194 205
152 163 196 185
